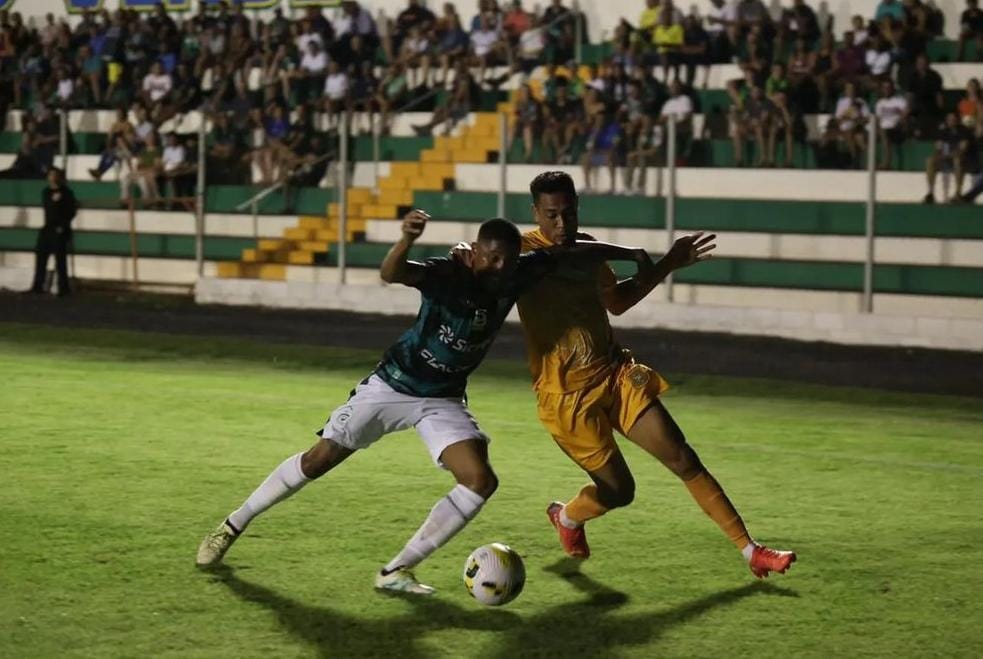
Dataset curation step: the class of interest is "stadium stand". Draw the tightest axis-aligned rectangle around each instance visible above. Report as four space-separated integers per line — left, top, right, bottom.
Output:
0 0 980 333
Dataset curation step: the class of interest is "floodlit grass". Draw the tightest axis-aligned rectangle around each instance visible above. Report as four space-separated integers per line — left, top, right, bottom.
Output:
1 323 981 658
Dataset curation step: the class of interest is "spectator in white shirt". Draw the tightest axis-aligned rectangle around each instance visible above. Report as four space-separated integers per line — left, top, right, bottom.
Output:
323 61 349 128
295 20 324 54
470 13 507 83
161 133 192 200
53 69 76 107
834 81 870 165
142 62 173 105
399 25 432 88
297 41 328 103
864 32 892 88
875 79 909 169
516 14 546 74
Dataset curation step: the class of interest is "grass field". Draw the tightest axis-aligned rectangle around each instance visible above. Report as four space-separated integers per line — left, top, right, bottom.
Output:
1 323 981 658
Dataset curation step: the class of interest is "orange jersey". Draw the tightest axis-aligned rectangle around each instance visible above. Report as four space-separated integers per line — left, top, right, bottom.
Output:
518 229 619 393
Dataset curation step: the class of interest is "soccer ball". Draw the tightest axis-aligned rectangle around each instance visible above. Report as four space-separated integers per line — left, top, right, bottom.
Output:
463 543 526 606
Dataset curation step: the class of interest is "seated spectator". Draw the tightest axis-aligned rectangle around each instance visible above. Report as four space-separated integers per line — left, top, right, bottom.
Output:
207 112 247 185
542 80 584 163
958 0 982 61
681 14 710 89
283 134 331 213
89 108 135 181
398 25 432 88
874 80 909 169
50 67 79 109
434 7 469 84
376 63 410 134
509 84 541 162
777 0 820 56
737 24 772 86
582 111 625 194
924 112 979 202
705 0 737 63
470 12 508 84
297 41 328 103
0 134 45 180
833 81 871 165
905 53 944 137
32 107 61 172
122 131 161 204
412 64 476 136
515 14 546 75
502 1 532 46
832 30 866 90
864 32 894 92
876 0 905 25
161 132 194 200
542 0 575 62
788 38 820 112
141 62 173 122
765 63 795 166
734 0 773 44
392 0 436 57
350 60 380 134
652 10 684 82
322 60 349 129
257 104 290 183
957 78 982 130
850 15 871 46
78 44 103 106
813 31 836 111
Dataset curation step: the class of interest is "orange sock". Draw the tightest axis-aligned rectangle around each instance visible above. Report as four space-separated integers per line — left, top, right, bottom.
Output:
563 483 609 525
684 470 753 549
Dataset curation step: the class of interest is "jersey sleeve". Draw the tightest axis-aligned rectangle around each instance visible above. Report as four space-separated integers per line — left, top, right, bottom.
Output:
409 257 457 295
512 249 557 295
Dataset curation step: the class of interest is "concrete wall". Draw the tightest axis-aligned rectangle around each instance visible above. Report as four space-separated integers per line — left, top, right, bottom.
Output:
192 274 983 352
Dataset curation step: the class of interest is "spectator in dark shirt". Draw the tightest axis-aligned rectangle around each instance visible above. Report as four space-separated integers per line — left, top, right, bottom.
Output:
393 0 436 55
905 53 944 136
0 133 45 180
28 167 78 296
681 14 710 89
832 30 866 88
958 0 983 60
543 80 583 163
924 112 979 202
778 0 820 55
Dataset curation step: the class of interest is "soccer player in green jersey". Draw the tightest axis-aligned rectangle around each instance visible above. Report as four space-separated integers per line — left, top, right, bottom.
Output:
196 209 653 594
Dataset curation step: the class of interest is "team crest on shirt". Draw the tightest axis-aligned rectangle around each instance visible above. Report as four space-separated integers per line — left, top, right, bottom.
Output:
473 309 488 330
627 364 650 389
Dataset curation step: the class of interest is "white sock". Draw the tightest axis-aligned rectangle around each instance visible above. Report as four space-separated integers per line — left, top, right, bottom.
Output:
558 506 580 529
227 452 310 533
741 542 758 562
383 484 486 573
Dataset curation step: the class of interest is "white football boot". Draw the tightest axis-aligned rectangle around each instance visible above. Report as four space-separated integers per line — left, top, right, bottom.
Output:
374 568 436 595
196 520 240 567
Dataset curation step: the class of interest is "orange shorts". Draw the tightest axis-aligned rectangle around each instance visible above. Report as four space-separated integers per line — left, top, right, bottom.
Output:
535 358 670 473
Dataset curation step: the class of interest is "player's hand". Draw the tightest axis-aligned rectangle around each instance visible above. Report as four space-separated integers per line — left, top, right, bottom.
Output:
401 209 430 242
449 241 474 267
664 232 716 271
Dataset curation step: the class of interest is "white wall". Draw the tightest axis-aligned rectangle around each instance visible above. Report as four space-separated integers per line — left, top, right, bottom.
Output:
9 0 967 42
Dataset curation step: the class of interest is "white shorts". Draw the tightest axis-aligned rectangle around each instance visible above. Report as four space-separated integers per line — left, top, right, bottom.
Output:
318 374 489 468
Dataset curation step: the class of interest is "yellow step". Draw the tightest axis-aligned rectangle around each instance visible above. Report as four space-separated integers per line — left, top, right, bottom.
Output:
451 149 488 163
328 202 364 217
297 241 330 253
217 262 243 278
467 123 495 137
288 250 315 265
347 187 373 204
284 227 317 241
377 188 414 206
424 163 455 179
325 216 367 230
408 176 446 191
389 162 421 178
379 176 409 190
258 239 289 251
362 204 398 218
465 136 501 151
434 135 467 151
472 113 499 128
257 264 287 280
421 149 451 163
242 248 289 263
315 228 363 242
299 217 332 230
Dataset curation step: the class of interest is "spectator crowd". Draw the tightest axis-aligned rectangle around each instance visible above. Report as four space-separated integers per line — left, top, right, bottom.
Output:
0 0 980 201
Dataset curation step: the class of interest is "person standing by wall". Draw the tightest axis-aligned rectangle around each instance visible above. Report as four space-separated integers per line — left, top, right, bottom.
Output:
27 168 78 297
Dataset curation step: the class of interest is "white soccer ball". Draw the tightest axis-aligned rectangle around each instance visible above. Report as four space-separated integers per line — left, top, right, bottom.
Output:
463 542 526 606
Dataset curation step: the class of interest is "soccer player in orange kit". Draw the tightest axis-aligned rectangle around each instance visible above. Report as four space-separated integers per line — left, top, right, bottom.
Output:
517 171 795 578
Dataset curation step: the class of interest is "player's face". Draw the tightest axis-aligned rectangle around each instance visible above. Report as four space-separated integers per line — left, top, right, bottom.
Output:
533 192 578 246
472 239 520 293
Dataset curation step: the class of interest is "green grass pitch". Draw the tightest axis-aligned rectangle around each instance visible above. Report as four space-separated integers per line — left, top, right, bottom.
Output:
1 323 981 658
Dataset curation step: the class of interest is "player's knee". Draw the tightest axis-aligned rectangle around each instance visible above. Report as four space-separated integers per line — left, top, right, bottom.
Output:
667 444 704 481
601 479 635 509
459 468 498 500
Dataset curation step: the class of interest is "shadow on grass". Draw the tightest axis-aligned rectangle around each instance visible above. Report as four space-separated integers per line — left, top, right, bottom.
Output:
208 560 798 659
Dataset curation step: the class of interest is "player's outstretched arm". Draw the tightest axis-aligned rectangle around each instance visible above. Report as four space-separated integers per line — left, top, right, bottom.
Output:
551 239 650 266
602 232 716 315
380 209 431 286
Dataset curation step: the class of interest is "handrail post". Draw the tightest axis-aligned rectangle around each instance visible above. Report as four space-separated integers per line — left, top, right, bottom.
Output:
338 111 349 284
497 112 507 218
665 118 676 303
863 116 877 313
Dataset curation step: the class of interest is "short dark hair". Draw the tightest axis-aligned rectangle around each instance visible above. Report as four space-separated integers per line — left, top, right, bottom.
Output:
477 218 521 251
530 171 577 204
